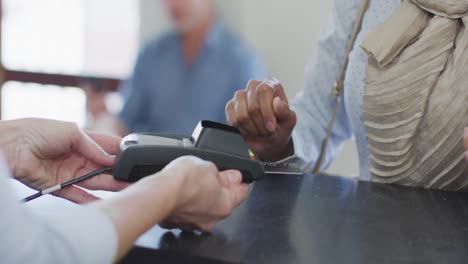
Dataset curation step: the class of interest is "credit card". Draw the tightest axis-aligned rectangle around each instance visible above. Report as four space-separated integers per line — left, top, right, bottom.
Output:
262 162 304 175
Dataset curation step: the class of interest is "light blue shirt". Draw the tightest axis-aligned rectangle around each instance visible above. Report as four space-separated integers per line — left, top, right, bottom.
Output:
120 22 266 135
287 0 401 180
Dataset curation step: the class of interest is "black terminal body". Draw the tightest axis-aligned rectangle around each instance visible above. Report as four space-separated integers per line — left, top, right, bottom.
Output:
113 121 265 183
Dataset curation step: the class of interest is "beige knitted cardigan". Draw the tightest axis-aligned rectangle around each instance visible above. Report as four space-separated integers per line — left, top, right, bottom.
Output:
360 0 468 190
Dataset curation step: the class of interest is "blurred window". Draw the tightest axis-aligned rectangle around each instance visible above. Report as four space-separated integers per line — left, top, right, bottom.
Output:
0 0 139 125
2 82 86 125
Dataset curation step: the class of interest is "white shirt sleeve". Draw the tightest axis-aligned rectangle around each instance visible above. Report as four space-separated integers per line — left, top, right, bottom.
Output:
285 0 362 172
0 153 117 264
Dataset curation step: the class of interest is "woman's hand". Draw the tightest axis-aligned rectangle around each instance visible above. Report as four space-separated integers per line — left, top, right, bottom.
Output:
225 78 297 161
0 118 129 203
93 156 249 260
159 156 249 232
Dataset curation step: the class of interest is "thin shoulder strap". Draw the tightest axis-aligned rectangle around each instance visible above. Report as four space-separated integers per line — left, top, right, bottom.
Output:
312 0 370 174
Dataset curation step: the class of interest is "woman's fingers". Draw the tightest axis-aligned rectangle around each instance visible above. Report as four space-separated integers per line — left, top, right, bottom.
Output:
75 129 115 167
219 170 249 211
256 82 278 133
234 90 260 136
86 131 122 155
247 80 270 135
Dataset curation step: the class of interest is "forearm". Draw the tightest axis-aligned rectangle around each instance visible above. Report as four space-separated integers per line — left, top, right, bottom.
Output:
91 171 181 261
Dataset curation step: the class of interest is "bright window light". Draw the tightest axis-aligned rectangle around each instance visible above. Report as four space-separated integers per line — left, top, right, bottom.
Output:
2 82 86 126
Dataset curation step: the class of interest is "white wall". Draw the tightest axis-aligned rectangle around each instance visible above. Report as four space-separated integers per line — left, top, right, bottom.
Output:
84 0 139 77
219 1 332 97
138 0 359 177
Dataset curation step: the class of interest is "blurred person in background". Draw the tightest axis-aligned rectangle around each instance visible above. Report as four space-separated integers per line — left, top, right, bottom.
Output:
117 0 265 136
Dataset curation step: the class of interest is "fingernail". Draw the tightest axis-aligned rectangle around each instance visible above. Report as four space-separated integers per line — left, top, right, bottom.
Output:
266 121 276 132
275 97 284 110
228 172 241 183
464 127 468 137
